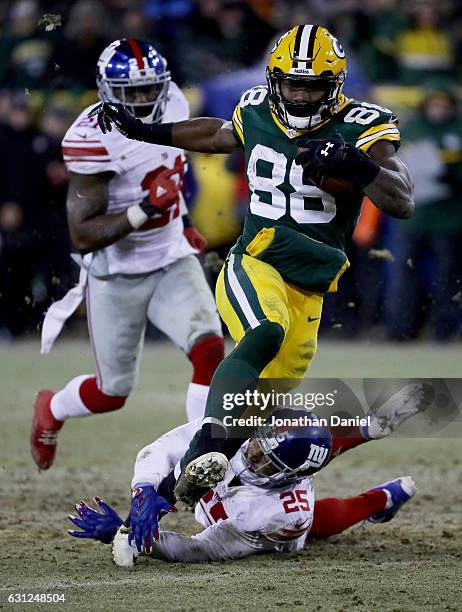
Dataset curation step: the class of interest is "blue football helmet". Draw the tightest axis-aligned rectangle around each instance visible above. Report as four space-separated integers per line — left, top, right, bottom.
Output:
96 38 171 124
231 408 333 488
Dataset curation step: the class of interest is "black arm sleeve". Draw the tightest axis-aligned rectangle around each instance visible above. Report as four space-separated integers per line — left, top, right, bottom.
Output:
157 470 177 506
132 121 174 145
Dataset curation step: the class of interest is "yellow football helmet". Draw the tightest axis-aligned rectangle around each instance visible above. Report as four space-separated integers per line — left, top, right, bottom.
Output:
267 25 347 130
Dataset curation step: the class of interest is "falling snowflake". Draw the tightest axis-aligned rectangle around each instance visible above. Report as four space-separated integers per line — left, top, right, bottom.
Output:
39 14 62 32
204 252 223 273
368 248 395 262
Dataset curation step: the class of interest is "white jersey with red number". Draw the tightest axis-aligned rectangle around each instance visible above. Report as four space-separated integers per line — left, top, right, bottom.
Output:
132 420 315 562
194 475 314 553
62 82 196 275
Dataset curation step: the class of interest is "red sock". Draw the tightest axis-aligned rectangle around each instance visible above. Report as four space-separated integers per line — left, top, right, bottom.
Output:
79 377 127 413
309 490 387 539
329 425 368 458
188 335 224 385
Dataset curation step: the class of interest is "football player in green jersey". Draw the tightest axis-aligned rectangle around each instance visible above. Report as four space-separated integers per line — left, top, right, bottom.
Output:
92 25 414 506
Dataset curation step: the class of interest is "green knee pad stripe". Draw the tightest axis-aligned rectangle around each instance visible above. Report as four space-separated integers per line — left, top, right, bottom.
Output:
223 259 250 332
224 254 267 332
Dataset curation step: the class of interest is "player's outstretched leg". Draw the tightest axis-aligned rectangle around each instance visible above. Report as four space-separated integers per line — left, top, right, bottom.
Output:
309 476 415 538
368 476 416 523
360 382 434 440
328 382 434 460
30 375 127 470
174 321 284 505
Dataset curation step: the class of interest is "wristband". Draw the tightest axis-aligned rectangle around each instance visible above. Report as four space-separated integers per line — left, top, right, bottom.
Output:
136 122 174 146
132 482 155 490
127 204 149 230
344 146 381 189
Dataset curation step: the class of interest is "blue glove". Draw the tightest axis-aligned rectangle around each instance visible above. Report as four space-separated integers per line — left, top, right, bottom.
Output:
129 483 176 554
68 497 123 544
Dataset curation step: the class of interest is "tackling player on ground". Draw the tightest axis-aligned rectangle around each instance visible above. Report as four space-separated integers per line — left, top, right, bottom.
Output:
92 26 415 504
68 383 432 564
30 39 224 470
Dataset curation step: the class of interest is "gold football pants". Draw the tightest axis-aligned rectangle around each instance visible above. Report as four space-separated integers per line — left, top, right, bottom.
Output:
216 253 323 379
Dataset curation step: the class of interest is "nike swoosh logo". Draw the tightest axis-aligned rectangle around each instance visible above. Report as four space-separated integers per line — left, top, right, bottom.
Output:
308 316 320 323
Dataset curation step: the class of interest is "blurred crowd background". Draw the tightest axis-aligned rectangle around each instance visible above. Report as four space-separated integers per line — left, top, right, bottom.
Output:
0 0 461 342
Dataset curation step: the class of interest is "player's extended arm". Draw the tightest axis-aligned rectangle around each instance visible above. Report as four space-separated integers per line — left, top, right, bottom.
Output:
366 140 414 219
149 522 258 562
67 167 181 254
131 419 201 489
172 118 240 153
91 102 240 154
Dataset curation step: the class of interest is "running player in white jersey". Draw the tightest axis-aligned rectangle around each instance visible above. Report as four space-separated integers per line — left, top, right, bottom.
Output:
30 39 224 470
68 384 432 564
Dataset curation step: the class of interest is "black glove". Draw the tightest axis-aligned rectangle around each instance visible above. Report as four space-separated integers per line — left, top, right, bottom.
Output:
296 131 347 186
88 102 143 137
296 131 380 190
88 103 174 145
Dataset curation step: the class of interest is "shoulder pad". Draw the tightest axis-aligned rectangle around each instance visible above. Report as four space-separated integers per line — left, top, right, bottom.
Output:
343 100 400 152
164 81 190 122
237 86 268 110
232 86 268 145
62 105 119 174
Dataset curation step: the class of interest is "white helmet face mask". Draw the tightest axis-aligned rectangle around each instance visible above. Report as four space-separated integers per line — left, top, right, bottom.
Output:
230 440 274 488
98 77 170 124
269 74 345 131
230 438 309 489
285 107 323 130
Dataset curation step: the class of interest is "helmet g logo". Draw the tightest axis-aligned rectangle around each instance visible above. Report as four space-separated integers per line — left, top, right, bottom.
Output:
271 29 293 54
332 37 345 58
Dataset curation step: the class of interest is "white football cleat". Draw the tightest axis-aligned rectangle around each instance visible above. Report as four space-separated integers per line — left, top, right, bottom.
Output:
361 383 434 440
112 526 139 568
174 452 229 507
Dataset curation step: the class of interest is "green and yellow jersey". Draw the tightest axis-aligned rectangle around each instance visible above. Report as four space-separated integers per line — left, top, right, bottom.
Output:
230 86 400 293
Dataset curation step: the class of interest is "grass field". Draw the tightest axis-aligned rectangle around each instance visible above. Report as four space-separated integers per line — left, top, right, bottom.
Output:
1 338 461 611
